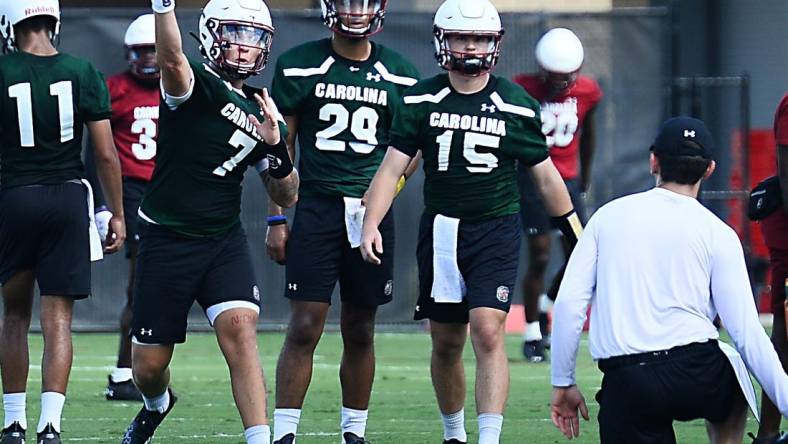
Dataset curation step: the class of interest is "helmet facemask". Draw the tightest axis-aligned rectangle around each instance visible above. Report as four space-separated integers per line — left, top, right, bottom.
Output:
127 45 160 83
434 28 503 76
203 18 273 80
322 0 386 38
540 69 579 94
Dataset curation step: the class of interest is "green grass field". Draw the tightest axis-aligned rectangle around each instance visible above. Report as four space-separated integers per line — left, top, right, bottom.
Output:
15 332 759 443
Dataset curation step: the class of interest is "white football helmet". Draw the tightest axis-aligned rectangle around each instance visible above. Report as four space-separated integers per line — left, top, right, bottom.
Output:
124 14 159 81
321 0 387 38
0 0 61 53
433 0 504 76
535 27 584 92
198 0 275 79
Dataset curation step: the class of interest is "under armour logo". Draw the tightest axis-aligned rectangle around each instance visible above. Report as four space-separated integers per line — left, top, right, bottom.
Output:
481 104 496 113
366 72 381 82
140 328 153 336
684 130 695 138
288 283 298 291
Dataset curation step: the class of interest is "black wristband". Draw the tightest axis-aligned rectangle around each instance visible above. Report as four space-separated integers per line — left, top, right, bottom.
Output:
266 139 293 179
551 210 584 248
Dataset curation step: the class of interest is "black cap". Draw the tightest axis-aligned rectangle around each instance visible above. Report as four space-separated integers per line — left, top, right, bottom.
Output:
650 116 714 160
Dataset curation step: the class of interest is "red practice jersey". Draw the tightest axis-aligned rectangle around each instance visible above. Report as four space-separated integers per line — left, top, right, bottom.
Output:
513 74 602 180
107 72 159 182
763 93 788 252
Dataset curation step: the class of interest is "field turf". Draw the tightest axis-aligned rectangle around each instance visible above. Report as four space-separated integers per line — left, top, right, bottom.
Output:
14 332 759 443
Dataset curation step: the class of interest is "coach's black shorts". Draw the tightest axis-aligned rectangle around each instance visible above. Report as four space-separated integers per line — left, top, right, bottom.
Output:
132 222 260 345
122 177 147 259
0 181 91 298
285 195 394 307
414 213 521 324
596 340 742 444
518 167 587 236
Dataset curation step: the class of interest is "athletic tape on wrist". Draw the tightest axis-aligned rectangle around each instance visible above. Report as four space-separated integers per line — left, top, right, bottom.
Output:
152 0 175 13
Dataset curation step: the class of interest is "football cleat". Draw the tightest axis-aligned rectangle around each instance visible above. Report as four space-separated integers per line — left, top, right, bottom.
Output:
0 422 26 444
749 432 788 444
273 433 295 444
120 388 178 444
443 440 466 444
343 432 371 444
522 339 547 363
36 423 60 444
106 376 143 402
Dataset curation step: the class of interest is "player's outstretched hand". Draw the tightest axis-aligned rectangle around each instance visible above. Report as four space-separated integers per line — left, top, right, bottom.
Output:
266 224 288 265
551 385 590 440
250 88 281 146
360 225 383 265
104 214 127 254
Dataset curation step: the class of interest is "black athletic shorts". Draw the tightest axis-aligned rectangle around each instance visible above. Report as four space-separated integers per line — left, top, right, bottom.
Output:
596 340 742 444
131 222 260 345
285 195 394 307
122 177 147 259
0 181 90 298
518 167 587 236
415 213 521 324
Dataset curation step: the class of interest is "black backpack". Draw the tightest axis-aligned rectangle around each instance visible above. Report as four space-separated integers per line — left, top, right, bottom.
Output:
749 176 784 220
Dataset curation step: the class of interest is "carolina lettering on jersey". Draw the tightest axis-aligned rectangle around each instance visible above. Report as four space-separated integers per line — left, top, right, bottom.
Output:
314 83 388 106
220 102 266 143
541 98 578 115
133 106 159 120
429 112 506 137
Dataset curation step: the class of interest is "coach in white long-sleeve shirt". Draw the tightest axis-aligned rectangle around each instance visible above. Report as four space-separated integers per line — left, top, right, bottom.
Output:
550 116 788 444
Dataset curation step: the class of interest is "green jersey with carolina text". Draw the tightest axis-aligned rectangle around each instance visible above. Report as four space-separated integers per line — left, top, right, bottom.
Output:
390 74 548 220
0 52 111 188
141 57 286 237
272 38 419 198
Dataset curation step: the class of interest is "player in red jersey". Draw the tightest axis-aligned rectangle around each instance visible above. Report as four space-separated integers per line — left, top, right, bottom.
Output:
99 14 160 401
512 28 602 362
750 94 788 444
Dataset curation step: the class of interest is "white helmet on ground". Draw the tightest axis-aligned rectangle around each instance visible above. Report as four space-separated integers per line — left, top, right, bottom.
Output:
198 0 275 79
0 0 61 53
321 0 387 38
124 14 159 81
535 27 584 74
433 0 504 76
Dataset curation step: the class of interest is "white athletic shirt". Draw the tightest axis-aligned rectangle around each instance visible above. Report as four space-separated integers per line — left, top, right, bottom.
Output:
551 187 788 417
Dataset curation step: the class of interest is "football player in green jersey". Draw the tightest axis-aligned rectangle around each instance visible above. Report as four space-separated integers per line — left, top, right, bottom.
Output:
0 1 126 443
120 1 298 443
268 2 419 443
360 1 582 443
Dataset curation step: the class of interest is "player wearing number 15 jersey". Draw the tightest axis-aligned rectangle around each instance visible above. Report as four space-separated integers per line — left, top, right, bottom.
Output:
361 1 581 442
512 28 602 363
268 1 419 443
0 1 125 443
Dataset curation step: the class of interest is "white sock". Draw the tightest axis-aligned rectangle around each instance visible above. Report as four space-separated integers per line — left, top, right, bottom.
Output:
110 368 133 383
244 424 271 444
441 408 466 442
142 389 170 414
340 406 368 440
523 321 543 342
273 408 300 441
478 413 503 444
3 392 26 430
37 392 65 433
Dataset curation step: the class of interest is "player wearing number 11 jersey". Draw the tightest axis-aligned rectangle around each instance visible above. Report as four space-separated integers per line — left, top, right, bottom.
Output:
268 1 419 443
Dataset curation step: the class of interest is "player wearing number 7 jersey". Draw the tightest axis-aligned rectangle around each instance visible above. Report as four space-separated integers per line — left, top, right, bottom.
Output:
268 2 419 443
120 0 298 443
0 1 126 443
361 1 581 443
512 28 602 363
